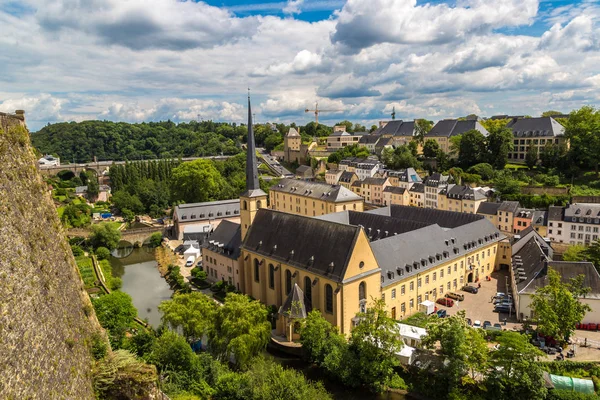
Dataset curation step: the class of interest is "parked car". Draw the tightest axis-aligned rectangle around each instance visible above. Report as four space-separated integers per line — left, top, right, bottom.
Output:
437 298 454 307
446 292 465 301
196 260 203 267
496 301 514 307
494 305 512 313
436 309 447 318
493 296 512 304
473 320 482 328
494 292 506 298
461 285 479 294
493 323 503 330
483 321 492 329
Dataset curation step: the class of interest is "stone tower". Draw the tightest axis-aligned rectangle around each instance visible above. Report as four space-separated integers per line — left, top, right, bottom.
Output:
240 94 267 239
284 127 301 163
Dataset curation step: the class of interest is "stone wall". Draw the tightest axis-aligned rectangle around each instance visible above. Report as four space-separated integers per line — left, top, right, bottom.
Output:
0 115 98 399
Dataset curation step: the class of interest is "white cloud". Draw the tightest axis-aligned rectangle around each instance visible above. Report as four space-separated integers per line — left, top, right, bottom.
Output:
0 94 64 122
252 50 324 76
540 15 599 51
283 0 304 14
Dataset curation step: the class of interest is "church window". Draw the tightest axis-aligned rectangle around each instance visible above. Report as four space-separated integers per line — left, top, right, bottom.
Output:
325 284 333 313
254 259 260 282
269 264 275 289
285 270 292 295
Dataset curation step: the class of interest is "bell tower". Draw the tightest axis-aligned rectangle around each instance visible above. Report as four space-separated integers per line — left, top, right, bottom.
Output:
240 92 267 239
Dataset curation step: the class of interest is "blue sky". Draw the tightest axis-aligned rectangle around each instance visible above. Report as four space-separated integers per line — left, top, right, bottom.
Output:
1 0 599 131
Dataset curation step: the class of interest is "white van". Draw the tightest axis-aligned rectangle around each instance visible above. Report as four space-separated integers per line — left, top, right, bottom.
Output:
185 256 195 267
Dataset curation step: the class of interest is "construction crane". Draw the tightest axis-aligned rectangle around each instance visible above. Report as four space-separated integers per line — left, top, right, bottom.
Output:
304 102 344 125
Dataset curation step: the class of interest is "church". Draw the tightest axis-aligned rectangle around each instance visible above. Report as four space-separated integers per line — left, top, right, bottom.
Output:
201 96 509 340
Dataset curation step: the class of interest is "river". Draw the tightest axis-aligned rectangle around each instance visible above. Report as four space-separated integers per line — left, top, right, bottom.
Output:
110 247 173 327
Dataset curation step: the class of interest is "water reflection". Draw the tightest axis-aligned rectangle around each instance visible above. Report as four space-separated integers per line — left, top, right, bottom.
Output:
110 248 173 327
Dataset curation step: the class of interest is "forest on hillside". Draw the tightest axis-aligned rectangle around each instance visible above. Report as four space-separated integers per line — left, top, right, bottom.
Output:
31 120 244 163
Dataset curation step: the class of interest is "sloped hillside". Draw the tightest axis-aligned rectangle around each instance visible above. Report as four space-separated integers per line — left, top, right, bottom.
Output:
0 113 97 399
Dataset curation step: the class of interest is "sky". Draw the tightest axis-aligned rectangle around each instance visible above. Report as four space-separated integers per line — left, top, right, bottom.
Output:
0 0 599 131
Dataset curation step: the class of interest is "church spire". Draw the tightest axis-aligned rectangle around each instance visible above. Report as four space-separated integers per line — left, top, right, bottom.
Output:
245 91 260 192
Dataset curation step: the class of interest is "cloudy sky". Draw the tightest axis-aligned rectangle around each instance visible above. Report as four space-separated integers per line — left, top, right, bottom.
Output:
1 0 599 131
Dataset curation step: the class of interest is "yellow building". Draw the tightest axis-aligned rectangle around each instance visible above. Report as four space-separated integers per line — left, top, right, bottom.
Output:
325 169 343 185
338 171 358 190
201 220 242 290
383 186 409 206
476 201 520 234
424 119 489 154
386 168 422 190
269 178 364 217
354 177 391 205
409 183 425 207
437 185 488 214
202 96 507 340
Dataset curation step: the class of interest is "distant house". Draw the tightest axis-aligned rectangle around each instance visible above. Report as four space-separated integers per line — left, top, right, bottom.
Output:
510 228 600 322
375 120 420 150
358 134 382 153
38 154 60 166
547 203 600 245
295 165 314 181
355 177 391 205
338 157 382 180
477 201 519 234
325 169 343 185
506 117 566 163
326 126 367 151
75 185 111 202
423 173 450 209
409 183 425 208
386 168 422 190
201 220 242 289
438 184 487 214
338 171 358 190
383 186 409 206
424 118 489 153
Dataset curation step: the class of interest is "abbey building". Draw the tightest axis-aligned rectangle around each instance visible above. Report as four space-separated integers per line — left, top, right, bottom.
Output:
201 97 509 339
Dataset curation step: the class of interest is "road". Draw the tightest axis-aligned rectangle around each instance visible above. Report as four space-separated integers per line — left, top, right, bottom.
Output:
256 147 293 178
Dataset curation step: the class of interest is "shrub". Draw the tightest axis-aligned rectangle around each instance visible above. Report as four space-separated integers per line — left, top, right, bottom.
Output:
90 332 108 360
95 246 111 260
111 277 123 291
388 374 408 390
545 389 600 400
71 244 84 257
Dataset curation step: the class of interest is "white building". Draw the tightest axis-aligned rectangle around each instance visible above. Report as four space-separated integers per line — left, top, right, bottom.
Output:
38 155 60 166
423 173 449 209
547 203 600 245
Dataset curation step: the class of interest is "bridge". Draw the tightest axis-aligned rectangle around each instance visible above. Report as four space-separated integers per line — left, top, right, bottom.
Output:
66 225 167 245
38 155 234 177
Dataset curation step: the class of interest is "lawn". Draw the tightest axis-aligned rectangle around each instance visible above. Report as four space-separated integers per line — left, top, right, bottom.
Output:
504 163 528 170
57 206 65 218
75 256 97 288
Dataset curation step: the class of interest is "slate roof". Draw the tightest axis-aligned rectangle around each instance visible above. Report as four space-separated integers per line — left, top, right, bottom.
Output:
317 210 433 241
242 209 362 283
409 183 425 193
372 218 503 287
375 120 417 137
532 210 548 226
387 168 422 183
507 117 565 138
515 208 536 219
359 134 382 145
548 206 565 221
424 173 450 187
375 137 394 149
361 177 388 186
498 201 520 214
202 220 242 260
174 199 240 222
279 283 310 318
425 119 489 138
440 185 487 201
383 186 407 195
564 203 600 221
286 127 300 137
269 178 362 203
477 202 502 215
339 171 357 183
368 205 486 229
296 165 314 176
339 157 380 168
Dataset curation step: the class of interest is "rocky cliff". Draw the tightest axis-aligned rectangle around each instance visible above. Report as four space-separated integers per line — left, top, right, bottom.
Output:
0 113 97 399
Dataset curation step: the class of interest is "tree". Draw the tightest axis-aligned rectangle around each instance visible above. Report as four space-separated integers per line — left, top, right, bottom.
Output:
565 107 600 176
300 310 344 365
467 163 495 180
531 269 591 342
487 127 514 169
415 119 433 144
86 171 99 200
448 167 464 185
92 291 137 347
486 331 546 400
159 292 217 343
542 110 564 117
170 159 229 203
540 143 568 169
449 135 462 158
111 190 145 215
495 171 521 195
562 244 587 262
481 118 510 133
423 139 440 158
370 125 378 133
89 222 122 250
208 293 271 369
150 330 197 372
347 299 403 392
264 133 283 152
147 232 163 248
423 311 487 397
382 145 422 170
525 146 538 169
458 130 487 167
334 120 354 133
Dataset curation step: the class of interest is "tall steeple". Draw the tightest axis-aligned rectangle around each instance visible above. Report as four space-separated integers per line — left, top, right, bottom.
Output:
245 91 261 193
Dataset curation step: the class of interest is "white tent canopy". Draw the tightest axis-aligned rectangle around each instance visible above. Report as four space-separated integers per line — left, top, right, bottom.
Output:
184 244 200 259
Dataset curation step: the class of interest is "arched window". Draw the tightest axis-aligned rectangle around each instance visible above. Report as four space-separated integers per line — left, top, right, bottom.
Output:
268 264 275 289
285 270 292 295
243 200 248 210
304 276 312 307
254 259 260 282
325 284 333 313
343 205 347 211
257 200 262 209
359 281 366 301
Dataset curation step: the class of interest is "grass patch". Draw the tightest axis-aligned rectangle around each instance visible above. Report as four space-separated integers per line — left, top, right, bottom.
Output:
505 163 529 170
57 206 65 218
75 256 97 288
